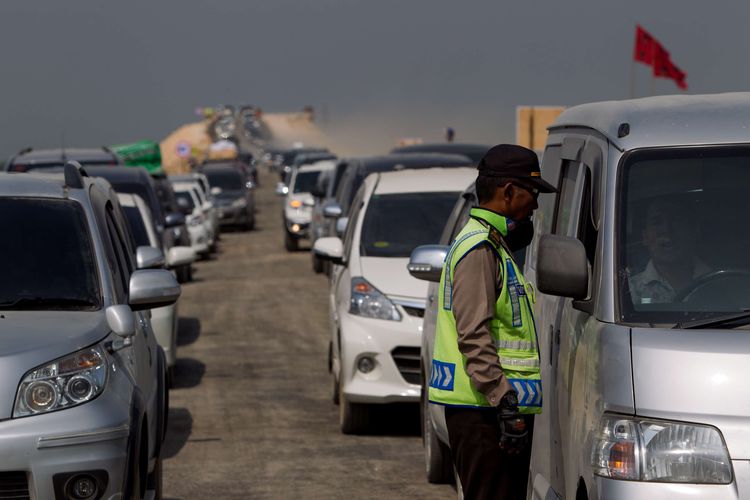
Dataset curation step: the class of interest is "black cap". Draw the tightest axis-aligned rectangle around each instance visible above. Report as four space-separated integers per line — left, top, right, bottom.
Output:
477 144 557 193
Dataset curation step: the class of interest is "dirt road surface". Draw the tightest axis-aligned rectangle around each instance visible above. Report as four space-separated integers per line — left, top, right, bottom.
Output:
162 168 455 499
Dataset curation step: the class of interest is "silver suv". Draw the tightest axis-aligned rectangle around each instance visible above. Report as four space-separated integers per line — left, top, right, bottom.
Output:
0 163 179 499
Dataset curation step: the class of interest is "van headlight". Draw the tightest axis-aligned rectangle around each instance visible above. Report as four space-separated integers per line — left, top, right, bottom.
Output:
13 345 108 418
350 277 401 321
591 414 732 484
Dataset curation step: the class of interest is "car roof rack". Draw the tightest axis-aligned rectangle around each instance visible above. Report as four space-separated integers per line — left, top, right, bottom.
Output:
64 161 88 189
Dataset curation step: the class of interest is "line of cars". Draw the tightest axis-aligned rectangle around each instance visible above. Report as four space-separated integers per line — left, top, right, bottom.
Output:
0 146 257 499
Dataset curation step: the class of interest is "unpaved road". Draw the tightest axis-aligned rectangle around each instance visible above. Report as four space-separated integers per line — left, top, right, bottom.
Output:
162 168 455 499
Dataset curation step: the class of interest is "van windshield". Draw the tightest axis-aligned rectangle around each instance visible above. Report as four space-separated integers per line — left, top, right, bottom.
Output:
361 192 460 258
619 146 750 325
0 199 101 310
293 171 322 194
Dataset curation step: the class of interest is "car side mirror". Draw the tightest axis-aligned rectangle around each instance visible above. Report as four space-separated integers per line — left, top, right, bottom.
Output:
311 186 326 198
536 234 588 300
167 246 196 268
323 202 342 219
136 246 165 270
165 212 186 228
303 198 316 208
106 304 135 338
335 217 348 237
128 269 182 311
275 182 289 196
408 245 449 283
313 237 344 265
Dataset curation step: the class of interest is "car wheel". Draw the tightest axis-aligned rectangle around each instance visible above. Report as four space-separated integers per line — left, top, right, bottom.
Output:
339 382 370 434
146 457 163 500
245 211 255 231
422 384 453 483
284 231 299 252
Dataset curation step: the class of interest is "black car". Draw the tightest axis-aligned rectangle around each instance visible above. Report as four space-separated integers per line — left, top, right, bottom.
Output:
86 166 191 282
5 147 121 172
200 163 256 230
390 143 490 165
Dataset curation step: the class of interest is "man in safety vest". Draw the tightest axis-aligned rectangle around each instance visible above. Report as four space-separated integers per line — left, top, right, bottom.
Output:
429 144 557 499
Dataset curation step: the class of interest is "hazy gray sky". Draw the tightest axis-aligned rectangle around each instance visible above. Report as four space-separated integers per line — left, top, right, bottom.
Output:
1 1 747 155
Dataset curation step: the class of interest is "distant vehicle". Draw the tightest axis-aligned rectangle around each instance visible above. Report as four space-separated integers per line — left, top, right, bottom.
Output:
0 164 177 499
281 160 336 252
281 151 337 183
151 172 193 282
390 143 490 164
118 192 194 379
86 166 190 283
323 154 474 243
172 184 213 257
200 163 256 230
5 147 121 172
271 147 330 176
169 173 220 247
313 167 475 434
310 160 349 273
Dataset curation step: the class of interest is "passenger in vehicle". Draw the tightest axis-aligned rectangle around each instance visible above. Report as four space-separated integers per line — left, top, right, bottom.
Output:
629 198 710 304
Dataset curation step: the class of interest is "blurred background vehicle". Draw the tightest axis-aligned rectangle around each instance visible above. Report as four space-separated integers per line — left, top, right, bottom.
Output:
310 159 349 273
172 183 213 258
5 146 121 172
389 143 490 165
281 160 335 252
200 162 256 231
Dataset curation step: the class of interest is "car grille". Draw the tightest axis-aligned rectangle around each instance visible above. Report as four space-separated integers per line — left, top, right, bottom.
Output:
391 346 421 385
0 472 30 500
401 305 424 318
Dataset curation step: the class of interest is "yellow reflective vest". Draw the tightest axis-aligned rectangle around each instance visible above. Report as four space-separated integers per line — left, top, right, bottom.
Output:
429 208 542 414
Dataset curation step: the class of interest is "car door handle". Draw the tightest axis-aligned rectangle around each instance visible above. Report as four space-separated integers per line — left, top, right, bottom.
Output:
428 295 435 305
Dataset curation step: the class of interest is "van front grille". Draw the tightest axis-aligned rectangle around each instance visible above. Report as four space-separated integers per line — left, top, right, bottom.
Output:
0 472 30 500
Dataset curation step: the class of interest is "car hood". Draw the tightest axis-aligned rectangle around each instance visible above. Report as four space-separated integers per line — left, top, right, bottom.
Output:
215 191 243 204
0 311 110 419
360 257 427 302
632 327 750 459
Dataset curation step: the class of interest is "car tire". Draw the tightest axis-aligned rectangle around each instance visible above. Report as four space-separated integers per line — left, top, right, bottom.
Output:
332 375 340 406
244 211 255 231
422 384 453 484
339 382 370 434
146 457 163 500
285 231 299 252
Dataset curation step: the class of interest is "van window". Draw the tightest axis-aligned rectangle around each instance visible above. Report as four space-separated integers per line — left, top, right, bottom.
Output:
537 146 562 237
554 161 582 235
619 146 750 324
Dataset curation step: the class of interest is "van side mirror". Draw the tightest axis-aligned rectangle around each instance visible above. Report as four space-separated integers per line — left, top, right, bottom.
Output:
136 246 165 270
165 212 186 228
313 237 344 265
128 269 182 311
408 245 449 283
323 202 342 219
536 235 588 300
335 217 348 237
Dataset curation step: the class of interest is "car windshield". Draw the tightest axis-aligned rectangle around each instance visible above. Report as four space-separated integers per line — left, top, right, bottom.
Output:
361 192 460 257
0 198 100 310
205 169 243 190
293 171 322 194
122 206 151 247
620 146 750 325
175 191 195 211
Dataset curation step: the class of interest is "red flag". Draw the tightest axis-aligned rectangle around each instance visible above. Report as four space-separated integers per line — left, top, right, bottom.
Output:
633 25 656 65
633 25 688 90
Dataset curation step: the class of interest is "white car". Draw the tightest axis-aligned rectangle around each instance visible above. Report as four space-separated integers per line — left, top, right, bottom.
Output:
283 161 335 251
173 183 213 256
118 193 195 379
170 173 220 242
313 167 475 434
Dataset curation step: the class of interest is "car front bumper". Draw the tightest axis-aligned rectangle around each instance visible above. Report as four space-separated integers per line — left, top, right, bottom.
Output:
0 385 134 500
217 205 249 226
338 309 423 404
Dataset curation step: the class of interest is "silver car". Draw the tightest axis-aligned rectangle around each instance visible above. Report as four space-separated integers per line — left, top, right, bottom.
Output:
0 163 179 499
412 92 750 499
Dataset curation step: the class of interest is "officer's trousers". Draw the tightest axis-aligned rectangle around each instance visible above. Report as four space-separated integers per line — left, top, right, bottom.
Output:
445 407 534 500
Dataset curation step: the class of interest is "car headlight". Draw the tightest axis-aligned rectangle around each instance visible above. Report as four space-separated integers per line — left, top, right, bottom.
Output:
349 277 401 321
13 345 108 418
232 198 247 208
591 414 732 484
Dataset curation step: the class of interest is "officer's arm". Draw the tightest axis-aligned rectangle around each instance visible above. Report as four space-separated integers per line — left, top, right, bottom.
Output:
452 244 513 407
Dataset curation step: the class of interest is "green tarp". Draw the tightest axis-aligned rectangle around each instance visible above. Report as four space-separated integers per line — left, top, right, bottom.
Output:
111 140 162 173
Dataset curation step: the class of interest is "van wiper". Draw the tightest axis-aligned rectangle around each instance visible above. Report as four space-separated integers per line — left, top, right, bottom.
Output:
674 310 750 330
0 296 96 310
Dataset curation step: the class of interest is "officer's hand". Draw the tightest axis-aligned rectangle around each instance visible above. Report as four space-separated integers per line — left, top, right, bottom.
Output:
496 391 528 455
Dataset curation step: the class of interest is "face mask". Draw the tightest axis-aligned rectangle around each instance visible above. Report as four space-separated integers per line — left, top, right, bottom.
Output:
504 218 534 251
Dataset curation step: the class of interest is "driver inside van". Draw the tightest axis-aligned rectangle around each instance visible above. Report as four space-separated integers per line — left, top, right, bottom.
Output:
629 198 710 304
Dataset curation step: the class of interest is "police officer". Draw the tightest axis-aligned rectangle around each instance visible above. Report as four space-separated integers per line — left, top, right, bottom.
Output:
429 144 556 499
